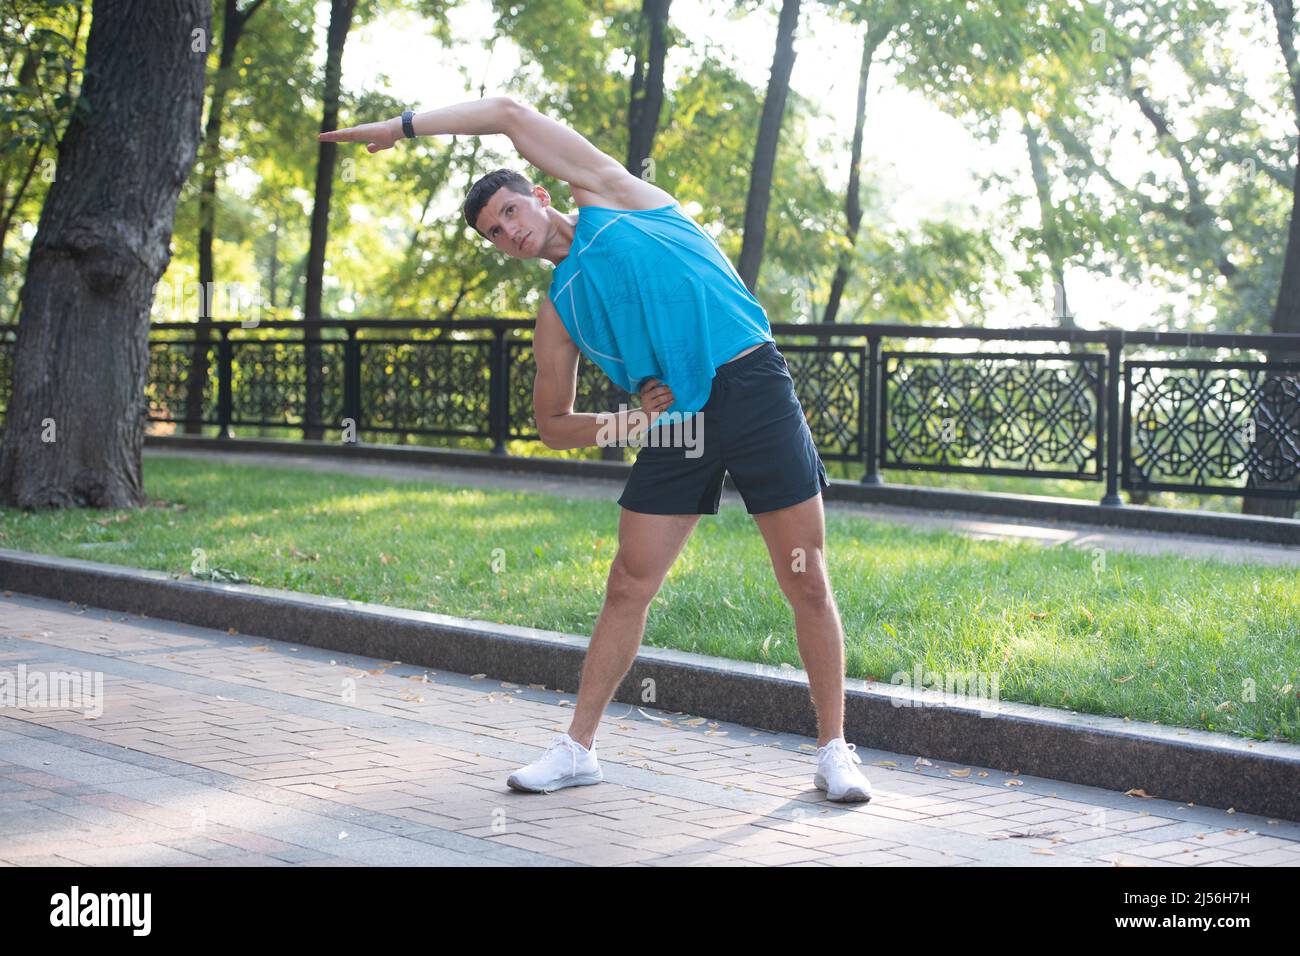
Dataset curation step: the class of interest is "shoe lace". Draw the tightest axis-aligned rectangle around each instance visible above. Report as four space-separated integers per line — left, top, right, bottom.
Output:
824 740 861 774
543 734 582 776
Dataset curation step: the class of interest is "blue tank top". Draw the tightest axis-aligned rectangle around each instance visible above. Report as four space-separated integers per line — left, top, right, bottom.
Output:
546 202 775 417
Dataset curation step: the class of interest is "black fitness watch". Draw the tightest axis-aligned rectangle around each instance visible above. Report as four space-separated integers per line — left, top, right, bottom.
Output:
401 109 415 139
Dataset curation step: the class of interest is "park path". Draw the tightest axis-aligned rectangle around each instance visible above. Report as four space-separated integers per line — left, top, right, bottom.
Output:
3 589 1299 867
144 447 1300 567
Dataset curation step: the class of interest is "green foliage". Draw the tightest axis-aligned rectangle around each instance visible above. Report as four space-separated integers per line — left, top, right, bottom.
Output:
3 0 1299 339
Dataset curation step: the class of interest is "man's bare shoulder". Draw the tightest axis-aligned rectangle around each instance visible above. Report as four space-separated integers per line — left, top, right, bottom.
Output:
569 175 676 211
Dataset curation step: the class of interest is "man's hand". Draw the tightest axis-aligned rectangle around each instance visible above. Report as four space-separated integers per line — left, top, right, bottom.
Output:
638 378 675 417
318 117 401 153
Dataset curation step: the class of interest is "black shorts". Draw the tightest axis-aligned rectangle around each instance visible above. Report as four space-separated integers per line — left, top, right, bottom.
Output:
617 340 830 515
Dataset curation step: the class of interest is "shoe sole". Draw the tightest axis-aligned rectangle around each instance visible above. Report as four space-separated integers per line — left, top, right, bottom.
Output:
815 772 872 803
506 770 604 794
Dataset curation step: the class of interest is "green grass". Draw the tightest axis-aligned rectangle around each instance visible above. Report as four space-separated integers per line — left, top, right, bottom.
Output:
168 422 1257 514
5 455 1297 743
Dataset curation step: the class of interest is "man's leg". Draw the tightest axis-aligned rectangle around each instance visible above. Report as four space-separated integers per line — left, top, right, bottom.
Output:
566 507 702 749
750 492 846 746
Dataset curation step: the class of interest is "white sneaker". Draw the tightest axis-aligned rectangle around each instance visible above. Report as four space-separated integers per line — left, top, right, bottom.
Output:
814 738 873 803
507 732 604 793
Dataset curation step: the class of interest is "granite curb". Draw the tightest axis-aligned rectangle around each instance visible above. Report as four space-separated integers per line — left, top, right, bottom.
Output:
3 547 1298 821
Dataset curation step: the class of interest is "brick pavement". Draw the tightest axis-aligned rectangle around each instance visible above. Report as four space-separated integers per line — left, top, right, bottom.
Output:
3 589 1299 867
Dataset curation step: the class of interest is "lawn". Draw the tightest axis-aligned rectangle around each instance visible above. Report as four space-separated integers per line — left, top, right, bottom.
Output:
2 455 1297 743
165 421 1254 514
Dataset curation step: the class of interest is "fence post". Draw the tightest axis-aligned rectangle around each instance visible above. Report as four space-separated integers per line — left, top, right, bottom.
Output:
862 334 883 484
216 328 233 440
343 327 361 443
1101 329 1124 506
489 327 507 455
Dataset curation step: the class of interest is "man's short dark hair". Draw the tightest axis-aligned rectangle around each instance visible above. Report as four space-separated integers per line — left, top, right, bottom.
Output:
463 169 535 237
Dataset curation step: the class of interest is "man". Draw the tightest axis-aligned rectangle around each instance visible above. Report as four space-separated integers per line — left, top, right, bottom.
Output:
319 96 872 802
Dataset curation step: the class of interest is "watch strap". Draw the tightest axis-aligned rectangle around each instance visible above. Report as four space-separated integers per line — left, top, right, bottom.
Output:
401 110 415 139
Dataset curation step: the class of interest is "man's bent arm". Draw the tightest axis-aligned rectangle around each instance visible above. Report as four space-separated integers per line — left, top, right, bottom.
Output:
497 98 626 196
542 408 660 451
403 96 624 196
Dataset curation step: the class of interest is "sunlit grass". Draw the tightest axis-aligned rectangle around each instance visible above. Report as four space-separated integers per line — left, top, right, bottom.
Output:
3 454 1296 743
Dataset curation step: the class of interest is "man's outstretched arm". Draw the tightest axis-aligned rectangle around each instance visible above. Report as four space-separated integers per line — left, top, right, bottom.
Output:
319 95 627 196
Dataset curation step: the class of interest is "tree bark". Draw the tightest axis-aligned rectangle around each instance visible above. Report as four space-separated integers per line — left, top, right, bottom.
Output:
1022 115 1076 329
303 0 358 442
823 19 887 324
609 0 671 461
625 0 671 180
1244 0 1300 518
737 0 800 292
0 0 209 508
1241 124 1300 518
185 0 267 435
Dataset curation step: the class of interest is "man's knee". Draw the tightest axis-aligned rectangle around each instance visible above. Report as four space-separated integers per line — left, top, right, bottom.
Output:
605 556 662 607
781 570 835 611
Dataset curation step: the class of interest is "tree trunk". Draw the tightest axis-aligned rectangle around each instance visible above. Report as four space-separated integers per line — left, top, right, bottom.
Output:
823 20 886 324
609 0 671 461
303 0 358 442
267 207 280 309
186 0 266 436
737 0 800 292
1244 0 1300 518
1023 116 1076 329
1241 133 1300 518
0 0 209 508
625 0 671 179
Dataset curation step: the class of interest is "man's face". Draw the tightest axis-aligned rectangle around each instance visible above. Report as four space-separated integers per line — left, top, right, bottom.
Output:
476 187 548 259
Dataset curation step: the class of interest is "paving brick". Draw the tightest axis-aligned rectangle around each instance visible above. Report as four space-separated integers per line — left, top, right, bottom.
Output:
5 590 1297 869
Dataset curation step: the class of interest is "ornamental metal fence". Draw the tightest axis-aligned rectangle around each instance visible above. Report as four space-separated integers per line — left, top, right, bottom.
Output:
1 319 1297 504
